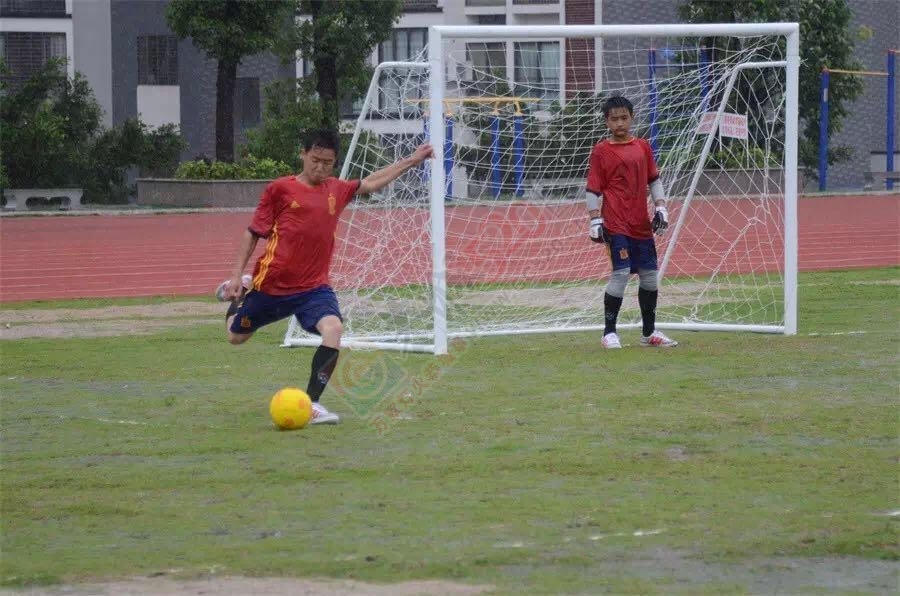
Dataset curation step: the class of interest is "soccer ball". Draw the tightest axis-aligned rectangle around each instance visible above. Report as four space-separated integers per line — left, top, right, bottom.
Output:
269 387 313 430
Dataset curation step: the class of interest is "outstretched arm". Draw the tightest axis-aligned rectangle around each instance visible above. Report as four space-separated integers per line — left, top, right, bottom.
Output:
358 143 434 195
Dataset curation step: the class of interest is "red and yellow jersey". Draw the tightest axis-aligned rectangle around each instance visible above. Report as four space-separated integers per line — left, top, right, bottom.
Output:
248 176 360 295
586 137 659 239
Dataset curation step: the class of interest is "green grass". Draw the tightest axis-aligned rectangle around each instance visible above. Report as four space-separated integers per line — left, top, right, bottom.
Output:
1 268 898 594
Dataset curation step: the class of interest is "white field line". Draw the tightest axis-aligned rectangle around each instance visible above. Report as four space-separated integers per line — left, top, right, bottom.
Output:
806 331 867 336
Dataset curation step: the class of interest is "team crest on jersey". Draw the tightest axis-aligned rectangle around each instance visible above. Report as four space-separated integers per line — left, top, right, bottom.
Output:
290 200 300 209
619 247 629 260
240 316 252 329
328 194 336 215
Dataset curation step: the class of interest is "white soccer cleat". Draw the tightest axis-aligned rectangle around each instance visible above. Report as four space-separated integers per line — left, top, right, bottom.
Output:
215 274 252 302
310 402 340 425
601 332 622 349
640 330 678 347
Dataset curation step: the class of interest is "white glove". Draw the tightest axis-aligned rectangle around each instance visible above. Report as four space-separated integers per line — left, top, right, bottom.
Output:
652 206 669 235
589 217 608 243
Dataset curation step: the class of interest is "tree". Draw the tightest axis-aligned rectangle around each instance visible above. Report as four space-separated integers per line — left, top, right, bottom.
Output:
242 78 324 166
678 0 864 173
166 0 294 162
241 77 386 183
1 58 100 189
243 0 403 167
289 0 403 129
0 58 185 203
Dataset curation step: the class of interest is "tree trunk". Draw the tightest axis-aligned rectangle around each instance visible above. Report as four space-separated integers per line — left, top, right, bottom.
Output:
310 0 339 129
215 58 238 162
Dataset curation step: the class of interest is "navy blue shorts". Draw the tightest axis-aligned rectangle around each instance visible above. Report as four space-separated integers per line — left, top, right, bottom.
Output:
607 234 658 273
229 285 342 335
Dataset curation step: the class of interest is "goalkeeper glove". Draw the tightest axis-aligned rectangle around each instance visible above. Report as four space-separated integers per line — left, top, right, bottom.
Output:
652 206 669 235
589 217 609 244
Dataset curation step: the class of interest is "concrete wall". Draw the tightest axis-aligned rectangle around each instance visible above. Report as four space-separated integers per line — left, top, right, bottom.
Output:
136 179 269 208
72 0 113 128
180 50 296 161
109 0 295 161
601 0 680 24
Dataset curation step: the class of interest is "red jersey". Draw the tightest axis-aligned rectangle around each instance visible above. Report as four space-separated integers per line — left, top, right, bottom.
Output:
585 137 659 239
248 176 360 295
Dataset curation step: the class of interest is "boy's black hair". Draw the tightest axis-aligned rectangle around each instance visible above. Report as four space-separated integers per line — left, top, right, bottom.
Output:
601 96 634 118
303 129 341 155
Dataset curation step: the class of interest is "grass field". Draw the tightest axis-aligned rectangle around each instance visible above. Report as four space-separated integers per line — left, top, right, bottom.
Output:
1 268 898 594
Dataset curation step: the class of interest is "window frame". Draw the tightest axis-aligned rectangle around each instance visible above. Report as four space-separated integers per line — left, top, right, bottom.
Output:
137 35 178 86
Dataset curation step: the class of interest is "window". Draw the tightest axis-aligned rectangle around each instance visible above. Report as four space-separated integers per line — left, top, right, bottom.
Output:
0 0 66 17
377 28 428 116
476 14 506 25
0 32 66 91
234 77 260 129
378 28 427 63
514 41 560 108
137 35 178 85
467 42 506 81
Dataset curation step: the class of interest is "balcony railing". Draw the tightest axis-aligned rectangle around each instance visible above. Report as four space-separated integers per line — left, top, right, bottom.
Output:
465 0 504 7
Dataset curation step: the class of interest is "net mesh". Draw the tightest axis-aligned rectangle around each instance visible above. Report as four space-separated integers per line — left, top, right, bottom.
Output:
285 31 790 349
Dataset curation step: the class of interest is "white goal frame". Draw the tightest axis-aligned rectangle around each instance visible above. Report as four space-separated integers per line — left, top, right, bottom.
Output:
285 23 800 355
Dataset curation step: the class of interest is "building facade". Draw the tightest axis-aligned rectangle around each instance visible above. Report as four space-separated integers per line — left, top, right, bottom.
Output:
1 0 896 189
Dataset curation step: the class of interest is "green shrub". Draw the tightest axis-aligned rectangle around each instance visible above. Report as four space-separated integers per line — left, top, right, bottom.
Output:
1 58 185 203
712 143 781 170
174 154 293 180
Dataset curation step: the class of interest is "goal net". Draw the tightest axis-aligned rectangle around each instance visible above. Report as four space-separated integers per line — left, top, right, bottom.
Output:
284 24 799 354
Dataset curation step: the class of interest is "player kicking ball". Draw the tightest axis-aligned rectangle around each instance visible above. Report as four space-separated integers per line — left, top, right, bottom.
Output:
216 129 434 423
585 95 677 349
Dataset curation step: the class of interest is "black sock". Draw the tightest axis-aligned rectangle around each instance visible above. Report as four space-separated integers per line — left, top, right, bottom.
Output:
306 346 339 402
604 292 623 335
639 287 658 337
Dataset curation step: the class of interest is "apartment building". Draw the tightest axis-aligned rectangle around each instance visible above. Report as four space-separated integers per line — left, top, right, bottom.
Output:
1 0 293 158
0 0 78 93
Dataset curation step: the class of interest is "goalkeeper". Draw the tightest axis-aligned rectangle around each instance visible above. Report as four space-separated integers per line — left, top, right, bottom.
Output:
585 96 677 349
216 129 434 424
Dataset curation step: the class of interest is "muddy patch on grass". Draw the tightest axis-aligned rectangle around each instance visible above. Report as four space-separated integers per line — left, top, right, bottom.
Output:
0 302 223 339
4 555 896 595
1 577 492 596
603 551 899 594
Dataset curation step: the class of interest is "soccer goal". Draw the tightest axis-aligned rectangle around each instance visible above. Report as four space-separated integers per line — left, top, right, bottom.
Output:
284 23 800 354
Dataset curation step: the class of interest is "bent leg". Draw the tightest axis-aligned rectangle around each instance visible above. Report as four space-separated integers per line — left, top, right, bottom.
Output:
225 300 255 345
306 315 342 401
316 314 343 349
228 328 255 345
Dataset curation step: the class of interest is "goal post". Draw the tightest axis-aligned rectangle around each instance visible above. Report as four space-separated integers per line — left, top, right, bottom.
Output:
283 23 800 354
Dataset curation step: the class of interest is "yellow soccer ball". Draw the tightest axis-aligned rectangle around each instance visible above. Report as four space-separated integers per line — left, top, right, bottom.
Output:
269 387 313 430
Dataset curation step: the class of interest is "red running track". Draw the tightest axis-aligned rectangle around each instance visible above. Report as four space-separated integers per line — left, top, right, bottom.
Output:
0 195 897 302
